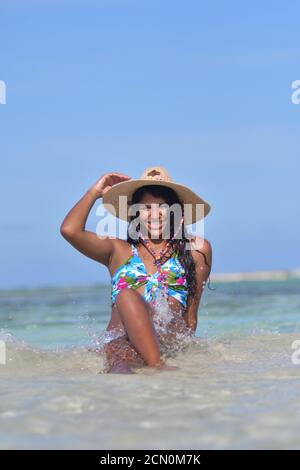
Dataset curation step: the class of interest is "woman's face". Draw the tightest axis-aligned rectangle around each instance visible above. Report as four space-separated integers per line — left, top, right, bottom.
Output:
137 192 170 240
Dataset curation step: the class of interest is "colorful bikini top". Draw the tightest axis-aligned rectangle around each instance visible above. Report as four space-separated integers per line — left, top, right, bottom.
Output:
111 242 188 308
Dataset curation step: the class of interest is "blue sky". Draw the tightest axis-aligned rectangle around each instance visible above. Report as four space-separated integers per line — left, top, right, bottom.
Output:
1 0 299 289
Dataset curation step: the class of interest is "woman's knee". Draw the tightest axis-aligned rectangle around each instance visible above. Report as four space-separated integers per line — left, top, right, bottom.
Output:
115 288 154 327
115 287 144 309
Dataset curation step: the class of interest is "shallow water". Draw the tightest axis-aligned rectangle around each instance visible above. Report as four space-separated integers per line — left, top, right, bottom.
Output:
0 280 300 449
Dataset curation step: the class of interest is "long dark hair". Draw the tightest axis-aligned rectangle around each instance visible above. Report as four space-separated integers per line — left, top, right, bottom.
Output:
126 184 215 312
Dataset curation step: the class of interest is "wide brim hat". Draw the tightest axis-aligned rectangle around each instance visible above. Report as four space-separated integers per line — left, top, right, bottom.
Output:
102 166 211 224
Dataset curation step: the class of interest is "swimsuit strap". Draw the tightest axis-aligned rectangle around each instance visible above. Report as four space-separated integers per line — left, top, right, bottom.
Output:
131 243 137 256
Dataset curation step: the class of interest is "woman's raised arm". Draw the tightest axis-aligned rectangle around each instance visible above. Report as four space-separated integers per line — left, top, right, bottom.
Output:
60 172 131 267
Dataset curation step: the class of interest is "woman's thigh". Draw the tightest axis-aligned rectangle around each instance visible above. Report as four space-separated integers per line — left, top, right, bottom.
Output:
103 291 158 371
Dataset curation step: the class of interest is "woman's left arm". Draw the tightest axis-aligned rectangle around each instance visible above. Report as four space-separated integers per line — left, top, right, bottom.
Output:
182 238 212 333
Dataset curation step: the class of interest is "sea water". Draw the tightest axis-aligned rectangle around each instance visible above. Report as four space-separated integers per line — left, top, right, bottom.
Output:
0 279 300 449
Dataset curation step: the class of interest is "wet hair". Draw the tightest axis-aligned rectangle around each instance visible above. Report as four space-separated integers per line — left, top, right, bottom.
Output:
126 184 216 313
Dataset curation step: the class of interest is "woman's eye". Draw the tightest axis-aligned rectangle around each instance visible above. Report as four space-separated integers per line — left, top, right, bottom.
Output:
138 205 169 214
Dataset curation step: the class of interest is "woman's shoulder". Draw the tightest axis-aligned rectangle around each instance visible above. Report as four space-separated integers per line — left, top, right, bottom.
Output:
109 237 133 257
187 236 212 266
108 238 134 268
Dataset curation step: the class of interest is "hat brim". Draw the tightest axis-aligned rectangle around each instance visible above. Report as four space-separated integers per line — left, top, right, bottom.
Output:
102 178 211 224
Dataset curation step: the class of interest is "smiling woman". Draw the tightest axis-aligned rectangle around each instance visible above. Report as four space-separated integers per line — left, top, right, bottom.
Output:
60 166 213 374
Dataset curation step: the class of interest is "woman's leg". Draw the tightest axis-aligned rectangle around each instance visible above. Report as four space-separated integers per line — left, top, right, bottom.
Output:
114 287 164 367
103 288 179 373
103 335 146 374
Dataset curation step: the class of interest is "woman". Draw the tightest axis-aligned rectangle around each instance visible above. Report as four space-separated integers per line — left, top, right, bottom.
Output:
60 166 212 374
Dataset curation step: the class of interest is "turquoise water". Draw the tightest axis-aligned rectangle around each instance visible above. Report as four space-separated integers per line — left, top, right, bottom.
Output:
0 279 300 449
1 279 299 349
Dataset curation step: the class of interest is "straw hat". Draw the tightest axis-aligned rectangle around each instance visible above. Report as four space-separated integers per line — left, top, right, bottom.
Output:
102 166 211 224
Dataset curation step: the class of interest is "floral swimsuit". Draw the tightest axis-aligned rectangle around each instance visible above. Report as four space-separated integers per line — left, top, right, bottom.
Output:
111 242 188 308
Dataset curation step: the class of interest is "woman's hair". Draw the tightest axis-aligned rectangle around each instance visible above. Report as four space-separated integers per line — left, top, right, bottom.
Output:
126 184 215 312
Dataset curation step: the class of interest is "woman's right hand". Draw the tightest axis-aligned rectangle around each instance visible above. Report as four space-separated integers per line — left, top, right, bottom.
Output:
89 172 132 198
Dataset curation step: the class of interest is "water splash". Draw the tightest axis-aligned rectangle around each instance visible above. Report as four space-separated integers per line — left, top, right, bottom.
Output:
150 290 195 358
95 328 126 349
152 289 174 333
